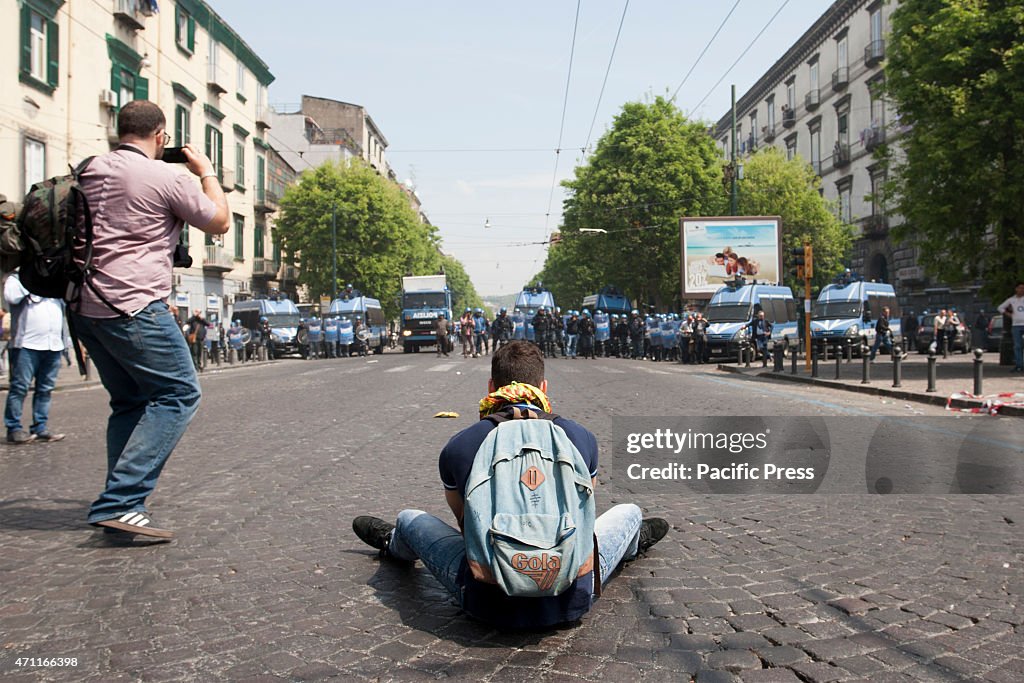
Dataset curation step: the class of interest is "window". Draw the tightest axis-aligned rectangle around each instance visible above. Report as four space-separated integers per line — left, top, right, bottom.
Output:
786 78 796 110
837 110 850 148
272 232 281 265
23 138 45 193
205 125 223 179
766 95 775 130
809 58 819 92
174 105 191 145
20 3 59 92
233 214 244 260
870 83 885 127
786 135 797 160
117 68 135 108
254 220 265 259
870 7 883 44
837 35 848 69
256 154 266 201
108 36 148 110
749 111 758 147
256 85 267 117
870 170 886 216
837 178 853 223
237 63 246 98
175 6 195 53
235 140 245 187
809 125 821 175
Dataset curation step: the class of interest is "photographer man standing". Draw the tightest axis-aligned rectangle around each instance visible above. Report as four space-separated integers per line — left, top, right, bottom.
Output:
73 101 229 539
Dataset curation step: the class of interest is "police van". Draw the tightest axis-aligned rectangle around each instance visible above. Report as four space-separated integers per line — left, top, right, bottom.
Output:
515 286 557 341
705 283 799 358
811 281 901 351
581 286 630 316
329 296 388 354
231 298 301 356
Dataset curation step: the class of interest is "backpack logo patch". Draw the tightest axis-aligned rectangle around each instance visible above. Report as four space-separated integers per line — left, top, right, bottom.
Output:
520 466 545 491
511 552 560 591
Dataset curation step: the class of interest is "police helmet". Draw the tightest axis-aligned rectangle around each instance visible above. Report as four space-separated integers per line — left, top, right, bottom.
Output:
631 309 639 315
259 316 268 323
500 307 507 314
596 309 604 315
233 319 241 325
582 310 591 317
474 308 482 313
465 307 471 313
538 306 545 312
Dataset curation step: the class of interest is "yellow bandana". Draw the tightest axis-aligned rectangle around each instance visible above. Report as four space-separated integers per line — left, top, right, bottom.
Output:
478 381 552 419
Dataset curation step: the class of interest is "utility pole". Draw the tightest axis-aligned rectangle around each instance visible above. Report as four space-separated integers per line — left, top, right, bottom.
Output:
331 204 338 302
730 84 738 216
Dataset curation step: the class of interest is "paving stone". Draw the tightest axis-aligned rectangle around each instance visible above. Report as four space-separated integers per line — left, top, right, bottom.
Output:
755 645 809 667
790 661 854 682
705 650 762 672
738 670 804 683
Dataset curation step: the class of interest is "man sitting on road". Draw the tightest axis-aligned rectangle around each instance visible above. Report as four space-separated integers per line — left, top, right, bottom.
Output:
352 340 669 629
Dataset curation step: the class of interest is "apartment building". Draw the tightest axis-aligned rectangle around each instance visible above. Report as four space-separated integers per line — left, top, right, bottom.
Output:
2 0 295 323
714 0 980 313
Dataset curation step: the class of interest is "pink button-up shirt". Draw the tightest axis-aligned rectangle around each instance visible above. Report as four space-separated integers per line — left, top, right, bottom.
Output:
75 145 217 318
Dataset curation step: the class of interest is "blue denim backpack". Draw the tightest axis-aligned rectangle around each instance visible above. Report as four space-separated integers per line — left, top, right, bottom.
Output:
463 407 596 597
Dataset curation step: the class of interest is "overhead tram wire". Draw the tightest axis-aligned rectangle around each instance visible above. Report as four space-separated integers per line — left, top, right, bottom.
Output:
540 0 583 251
669 0 742 103
689 0 792 115
583 0 630 157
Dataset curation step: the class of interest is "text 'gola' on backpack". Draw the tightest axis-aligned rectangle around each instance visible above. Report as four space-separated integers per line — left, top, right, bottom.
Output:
0 157 94 300
463 408 596 598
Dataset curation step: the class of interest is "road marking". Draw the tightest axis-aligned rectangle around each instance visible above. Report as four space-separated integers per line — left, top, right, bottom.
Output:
427 364 458 372
384 365 413 373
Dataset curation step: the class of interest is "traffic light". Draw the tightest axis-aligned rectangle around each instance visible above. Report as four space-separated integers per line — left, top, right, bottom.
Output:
803 243 813 279
790 247 805 281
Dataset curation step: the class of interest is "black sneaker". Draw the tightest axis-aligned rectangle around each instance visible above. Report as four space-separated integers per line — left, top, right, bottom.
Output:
352 516 395 554
638 518 669 554
92 511 174 538
7 430 36 445
34 431 66 442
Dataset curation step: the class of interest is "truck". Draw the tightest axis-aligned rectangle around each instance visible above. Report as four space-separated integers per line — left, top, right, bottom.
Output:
400 275 452 353
581 285 631 316
514 285 557 341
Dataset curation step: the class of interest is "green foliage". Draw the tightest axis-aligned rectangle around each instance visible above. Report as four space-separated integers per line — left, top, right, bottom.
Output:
276 160 476 318
535 96 725 310
736 147 854 291
441 254 484 314
884 0 1024 300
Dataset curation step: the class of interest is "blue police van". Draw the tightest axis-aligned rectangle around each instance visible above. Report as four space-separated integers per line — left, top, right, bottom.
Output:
811 281 901 352
515 286 557 341
329 296 388 354
581 285 630 316
705 283 799 358
232 298 301 356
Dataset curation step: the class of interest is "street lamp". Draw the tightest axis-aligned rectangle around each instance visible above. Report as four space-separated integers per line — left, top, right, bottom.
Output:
484 217 492 229
579 228 607 234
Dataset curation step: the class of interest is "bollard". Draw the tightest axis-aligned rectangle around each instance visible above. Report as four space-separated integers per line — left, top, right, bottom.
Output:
892 343 903 388
861 343 871 384
942 336 950 359
812 345 820 378
973 348 984 395
845 340 853 363
926 351 937 392
835 347 842 380
744 343 751 368
773 341 784 372
790 340 798 375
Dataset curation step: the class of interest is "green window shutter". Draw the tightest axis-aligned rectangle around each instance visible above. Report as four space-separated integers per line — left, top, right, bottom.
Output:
217 131 223 180
174 7 181 45
175 106 184 145
134 76 148 101
256 155 265 201
187 16 196 52
20 6 31 74
110 65 121 99
234 215 244 259
254 222 264 258
46 19 59 87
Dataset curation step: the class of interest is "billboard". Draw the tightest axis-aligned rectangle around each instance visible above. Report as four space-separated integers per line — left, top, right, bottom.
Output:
680 216 782 298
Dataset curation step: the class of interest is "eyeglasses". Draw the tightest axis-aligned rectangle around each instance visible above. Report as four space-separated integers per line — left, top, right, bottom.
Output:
158 131 171 145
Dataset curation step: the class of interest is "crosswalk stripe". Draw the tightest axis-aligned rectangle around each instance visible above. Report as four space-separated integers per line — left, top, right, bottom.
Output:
384 365 413 373
427 364 458 372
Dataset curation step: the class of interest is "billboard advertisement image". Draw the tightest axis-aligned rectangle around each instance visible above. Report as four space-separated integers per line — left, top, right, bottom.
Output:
680 216 782 297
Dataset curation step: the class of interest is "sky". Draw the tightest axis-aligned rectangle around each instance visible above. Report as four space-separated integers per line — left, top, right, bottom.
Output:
209 0 835 296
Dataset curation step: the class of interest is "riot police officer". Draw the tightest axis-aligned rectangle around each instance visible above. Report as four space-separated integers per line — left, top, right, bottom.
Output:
628 310 645 359
532 307 551 357
492 308 513 349
261 316 275 360
577 310 596 359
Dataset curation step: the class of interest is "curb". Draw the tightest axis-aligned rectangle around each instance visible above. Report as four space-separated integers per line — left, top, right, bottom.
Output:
717 364 1024 417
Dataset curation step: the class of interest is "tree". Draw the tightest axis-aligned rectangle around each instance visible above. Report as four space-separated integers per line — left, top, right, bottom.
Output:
441 255 484 315
545 96 725 310
736 147 855 291
275 160 450 318
884 0 1024 300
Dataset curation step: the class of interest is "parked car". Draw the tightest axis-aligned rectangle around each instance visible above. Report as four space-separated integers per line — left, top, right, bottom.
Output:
986 315 1005 352
916 313 971 354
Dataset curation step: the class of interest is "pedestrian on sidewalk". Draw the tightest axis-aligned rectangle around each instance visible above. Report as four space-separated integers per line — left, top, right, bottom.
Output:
869 306 897 360
186 309 206 372
352 341 669 629
436 313 450 357
72 101 229 539
3 269 67 444
998 282 1024 372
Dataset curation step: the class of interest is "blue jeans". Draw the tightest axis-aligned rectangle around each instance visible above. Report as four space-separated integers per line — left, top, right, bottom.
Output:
71 301 201 523
567 334 578 357
4 347 62 435
1013 325 1024 370
388 503 643 601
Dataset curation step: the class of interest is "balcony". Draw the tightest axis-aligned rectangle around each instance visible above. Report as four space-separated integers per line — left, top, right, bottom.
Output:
864 39 886 67
207 62 229 94
220 167 235 192
256 107 272 128
252 258 280 278
113 0 152 30
203 245 234 271
833 142 851 168
254 187 279 214
863 124 886 152
862 214 889 239
832 67 849 91
805 89 821 110
781 107 796 128
762 123 776 142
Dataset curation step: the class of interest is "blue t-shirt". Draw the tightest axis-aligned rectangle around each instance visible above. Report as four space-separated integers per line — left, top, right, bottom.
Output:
438 409 599 629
